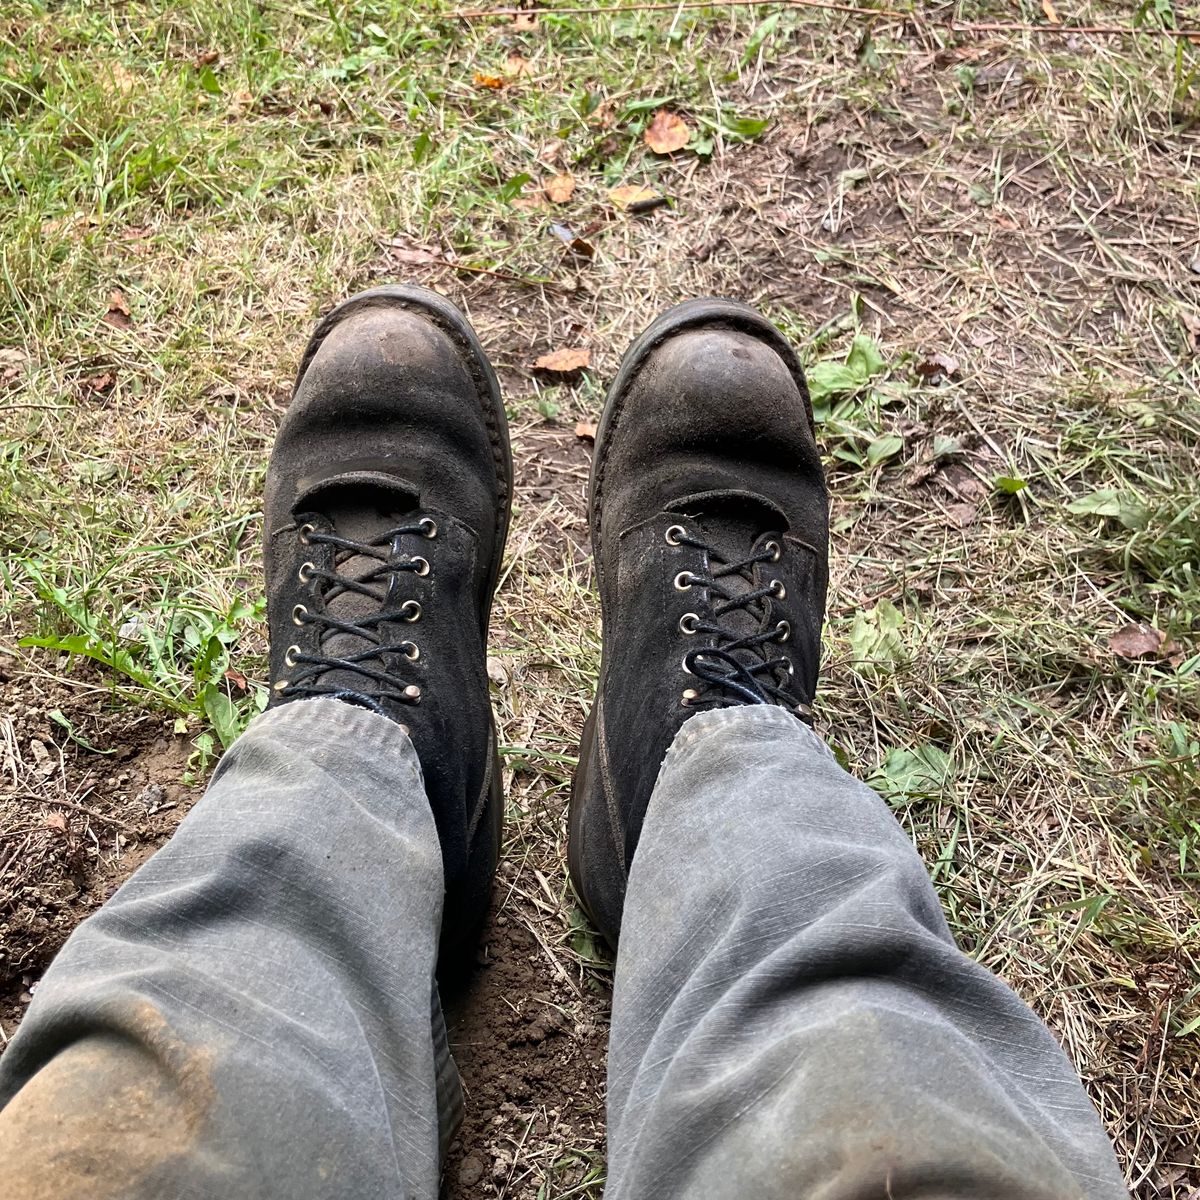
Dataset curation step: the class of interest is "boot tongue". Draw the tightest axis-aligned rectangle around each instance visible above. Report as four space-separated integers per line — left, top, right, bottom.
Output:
667 490 788 644
297 476 423 699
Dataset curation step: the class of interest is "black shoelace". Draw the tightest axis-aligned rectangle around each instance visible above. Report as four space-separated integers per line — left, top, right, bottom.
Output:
277 517 435 714
671 525 802 711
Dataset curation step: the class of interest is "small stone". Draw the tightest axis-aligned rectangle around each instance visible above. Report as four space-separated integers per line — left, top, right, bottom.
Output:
458 1155 485 1187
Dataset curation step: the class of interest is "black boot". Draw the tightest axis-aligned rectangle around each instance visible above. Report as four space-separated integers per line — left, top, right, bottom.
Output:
569 299 829 946
263 285 512 976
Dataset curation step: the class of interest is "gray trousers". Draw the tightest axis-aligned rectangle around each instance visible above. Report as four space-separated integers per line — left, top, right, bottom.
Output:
0 699 1126 1198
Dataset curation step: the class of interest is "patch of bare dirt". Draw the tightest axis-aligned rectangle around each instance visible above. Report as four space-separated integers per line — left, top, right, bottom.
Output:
0 666 195 1041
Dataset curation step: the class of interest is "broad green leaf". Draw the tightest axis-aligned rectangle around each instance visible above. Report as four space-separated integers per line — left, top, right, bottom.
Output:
867 434 903 467
197 65 221 95
994 475 1028 495
807 360 861 401
1065 488 1122 517
848 600 906 674
202 685 241 749
846 334 886 381
870 745 954 802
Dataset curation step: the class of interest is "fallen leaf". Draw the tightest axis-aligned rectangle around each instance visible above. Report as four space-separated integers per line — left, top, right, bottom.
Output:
574 420 598 440
511 12 538 30
45 812 69 834
915 351 960 381
387 237 441 265
503 52 533 77
1181 310 1200 353
195 49 219 67
545 174 575 204
224 666 248 691
1109 623 1165 661
644 109 691 154
533 347 590 375
1041 0 1060 22
486 656 509 688
0 347 27 386
474 72 505 90
80 371 115 395
608 184 665 213
101 288 132 330
108 63 137 96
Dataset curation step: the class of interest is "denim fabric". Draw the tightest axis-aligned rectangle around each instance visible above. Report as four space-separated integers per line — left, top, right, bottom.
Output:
0 700 1126 1198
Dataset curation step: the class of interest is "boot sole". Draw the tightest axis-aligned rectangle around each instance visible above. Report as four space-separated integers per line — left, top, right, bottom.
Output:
296 285 513 985
569 298 813 940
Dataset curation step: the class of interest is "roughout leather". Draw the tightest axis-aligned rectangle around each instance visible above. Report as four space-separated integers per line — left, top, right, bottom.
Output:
570 299 830 947
263 286 511 974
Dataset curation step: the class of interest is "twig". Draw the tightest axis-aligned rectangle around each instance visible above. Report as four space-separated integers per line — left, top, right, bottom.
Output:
41 795 141 835
449 1 1200 40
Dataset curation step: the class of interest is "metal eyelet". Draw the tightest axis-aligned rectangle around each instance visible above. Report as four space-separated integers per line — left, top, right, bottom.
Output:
681 687 699 707
403 684 422 701
284 644 301 667
679 612 700 635
419 517 438 539
398 722 411 736
411 556 431 577
399 641 420 661
298 523 315 544
786 660 795 676
794 702 813 719
665 524 687 546
298 561 316 583
775 620 791 642
765 539 782 562
673 571 693 591
400 600 422 622
682 655 694 675
273 679 289 691
769 579 786 598
292 604 308 626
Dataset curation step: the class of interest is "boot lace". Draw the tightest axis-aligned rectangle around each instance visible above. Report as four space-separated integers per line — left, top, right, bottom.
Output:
276 517 436 714
668 523 808 716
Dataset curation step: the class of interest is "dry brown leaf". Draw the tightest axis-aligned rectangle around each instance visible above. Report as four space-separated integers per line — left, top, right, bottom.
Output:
45 812 69 835
915 351 961 381
533 347 590 374
224 667 248 692
574 421 598 440
195 49 219 67
644 109 691 154
545 174 575 204
503 53 533 77
101 289 132 330
511 12 538 30
608 184 664 213
1108 623 1165 660
80 371 115 395
387 237 441 265
473 72 505 90
108 63 137 96
1041 0 1061 22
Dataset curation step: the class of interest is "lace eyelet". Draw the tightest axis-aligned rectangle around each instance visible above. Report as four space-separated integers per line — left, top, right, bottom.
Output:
765 539 782 562
398 722 411 736
292 604 308 626
400 600 422 622
298 561 315 583
673 571 693 591
403 684 422 701
679 612 699 635
680 687 699 707
665 524 687 546
284 644 301 667
399 641 420 661
273 679 289 691
794 702 813 719
769 579 786 598
419 517 438 539
682 655 694 675
411 556 431 577
298 523 315 544
775 620 791 642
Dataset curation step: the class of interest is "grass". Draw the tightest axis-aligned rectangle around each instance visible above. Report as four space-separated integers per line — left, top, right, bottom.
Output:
2 1 1199 1196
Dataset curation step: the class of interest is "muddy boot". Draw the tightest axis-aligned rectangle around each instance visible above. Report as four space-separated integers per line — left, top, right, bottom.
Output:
264 284 512 974
569 299 829 946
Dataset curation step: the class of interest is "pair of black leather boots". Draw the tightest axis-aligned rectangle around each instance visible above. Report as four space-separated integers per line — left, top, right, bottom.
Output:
264 286 829 972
